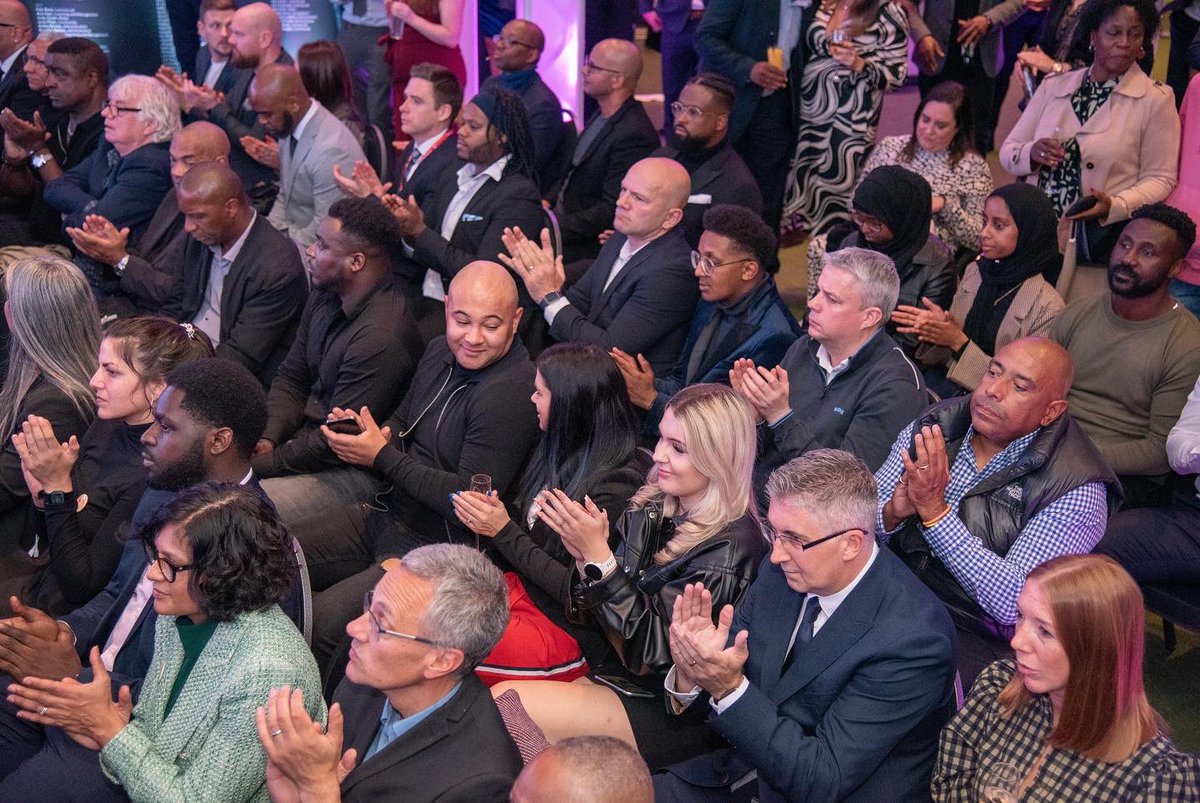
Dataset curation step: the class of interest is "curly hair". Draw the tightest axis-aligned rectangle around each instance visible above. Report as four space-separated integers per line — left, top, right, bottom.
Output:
1069 0 1158 68
163 358 268 458
140 482 296 622
701 203 777 269
1130 202 1197 259
328 195 405 259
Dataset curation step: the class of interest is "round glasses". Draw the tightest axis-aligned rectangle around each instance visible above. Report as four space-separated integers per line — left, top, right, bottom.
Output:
690 250 750 277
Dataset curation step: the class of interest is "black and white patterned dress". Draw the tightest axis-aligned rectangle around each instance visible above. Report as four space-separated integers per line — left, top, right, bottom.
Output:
780 0 909 237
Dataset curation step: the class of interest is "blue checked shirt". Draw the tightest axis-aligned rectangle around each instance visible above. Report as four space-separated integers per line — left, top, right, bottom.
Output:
875 421 1108 626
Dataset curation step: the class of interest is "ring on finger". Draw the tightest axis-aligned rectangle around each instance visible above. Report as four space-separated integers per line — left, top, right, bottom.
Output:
39 706 47 716
270 728 283 738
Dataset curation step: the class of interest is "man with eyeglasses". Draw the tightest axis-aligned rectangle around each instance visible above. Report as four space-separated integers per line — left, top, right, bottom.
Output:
612 203 800 437
877 337 1118 686
480 20 566 197
257 545 522 802
655 449 956 802
0 0 38 123
551 38 659 264
650 72 762 250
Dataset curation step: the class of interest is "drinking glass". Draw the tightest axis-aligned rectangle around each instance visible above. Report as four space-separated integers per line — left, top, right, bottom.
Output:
469 474 492 550
979 761 1022 803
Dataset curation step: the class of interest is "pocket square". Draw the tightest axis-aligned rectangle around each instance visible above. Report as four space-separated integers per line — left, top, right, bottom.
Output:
461 213 484 222
687 194 713 205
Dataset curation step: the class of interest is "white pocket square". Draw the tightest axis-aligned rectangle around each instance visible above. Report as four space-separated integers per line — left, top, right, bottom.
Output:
461 213 484 222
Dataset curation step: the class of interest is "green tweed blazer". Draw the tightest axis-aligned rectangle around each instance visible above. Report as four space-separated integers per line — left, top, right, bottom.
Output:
98 606 324 802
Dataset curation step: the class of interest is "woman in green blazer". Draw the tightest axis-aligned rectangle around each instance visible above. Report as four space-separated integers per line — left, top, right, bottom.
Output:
6 483 324 802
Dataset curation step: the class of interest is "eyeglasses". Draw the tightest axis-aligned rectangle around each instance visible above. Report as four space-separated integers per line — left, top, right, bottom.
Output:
671 102 710 120
0 22 27 30
103 100 143 117
764 526 861 551
363 590 438 646
582 58 621 76
850 211 886 235
144 543 193 583
492 33 538 49
691 250 750 277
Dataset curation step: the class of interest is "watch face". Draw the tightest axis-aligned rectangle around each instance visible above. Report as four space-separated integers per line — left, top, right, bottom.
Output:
584 562 603 581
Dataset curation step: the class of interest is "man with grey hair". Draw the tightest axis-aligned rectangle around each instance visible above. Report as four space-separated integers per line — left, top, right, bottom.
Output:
510 736 653 803
258 544 522 802
656 449 956 802
43 74 178 297
731 247 926 507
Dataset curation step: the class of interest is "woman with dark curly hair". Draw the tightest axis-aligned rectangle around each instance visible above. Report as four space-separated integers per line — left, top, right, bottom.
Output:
3 483 324 803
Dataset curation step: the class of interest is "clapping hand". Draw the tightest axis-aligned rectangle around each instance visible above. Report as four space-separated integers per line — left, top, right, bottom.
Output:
65 214 130 266
0 597 83 682
380 193 425 237
901 425 951 521
0 109 49 155
12 415 78 501
668 582 748 698
257 687 356 803
729 358 790 425
7 647 132 751
499 226 564 303
321 406 391 467
891 297 967 350
450 490 511 538
610 348 657 410
240 135 280 170
333 160 392 198
536 490 610 564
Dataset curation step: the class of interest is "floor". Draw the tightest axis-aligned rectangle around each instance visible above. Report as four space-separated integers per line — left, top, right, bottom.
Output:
633 31 1200 753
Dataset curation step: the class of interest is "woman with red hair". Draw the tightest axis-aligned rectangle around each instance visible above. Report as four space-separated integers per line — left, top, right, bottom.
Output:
932 554 1199 801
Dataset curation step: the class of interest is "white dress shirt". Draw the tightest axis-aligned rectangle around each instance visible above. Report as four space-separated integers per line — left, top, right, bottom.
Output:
543 238 650 324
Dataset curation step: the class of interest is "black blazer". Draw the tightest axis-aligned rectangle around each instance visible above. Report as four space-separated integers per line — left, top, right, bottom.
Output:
551 228 699 374
166 214 309 385
335 674 522 802
553 96 660 262
480 71 564 193
192 47 242 99
112 188 188 314
389 132 462 211
0 47 44 123
652 139 764 248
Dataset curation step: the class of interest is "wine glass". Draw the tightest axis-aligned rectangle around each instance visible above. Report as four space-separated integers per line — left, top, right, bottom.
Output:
829 24 849 86
979 761 1022 803
469 474 492 550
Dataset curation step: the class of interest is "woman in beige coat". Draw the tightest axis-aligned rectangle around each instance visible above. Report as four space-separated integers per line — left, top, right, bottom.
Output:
892 184 1064 395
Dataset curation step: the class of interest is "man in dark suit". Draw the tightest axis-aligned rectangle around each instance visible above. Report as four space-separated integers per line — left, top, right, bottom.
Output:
167 161 309 385
0 358 269 779
552 38 660 264
640 0 704 134
160 1 294 211
190 0 239 97
67 121 231 315
386 88 543 339
651 72 763 249
0 1 40 123
258 545 522 803
481 20 566 196
507 157 699 374
696 0 817 239
655 450 957 802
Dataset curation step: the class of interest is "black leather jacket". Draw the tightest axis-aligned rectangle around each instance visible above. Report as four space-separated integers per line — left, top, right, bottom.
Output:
573 504 766 677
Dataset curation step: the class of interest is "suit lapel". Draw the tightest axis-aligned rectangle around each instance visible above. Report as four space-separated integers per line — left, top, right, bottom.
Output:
594 235 658 314
153 617 244 760
759 588 805 697
219 219 257 325
142 190 181 253
284 114 320 198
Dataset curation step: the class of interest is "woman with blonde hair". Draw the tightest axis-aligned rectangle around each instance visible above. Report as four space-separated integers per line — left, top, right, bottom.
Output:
932 554 1200 801
490 383 766 770
0 257 99 531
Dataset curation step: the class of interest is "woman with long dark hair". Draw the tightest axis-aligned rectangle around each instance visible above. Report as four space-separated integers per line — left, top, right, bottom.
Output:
299 40 366 146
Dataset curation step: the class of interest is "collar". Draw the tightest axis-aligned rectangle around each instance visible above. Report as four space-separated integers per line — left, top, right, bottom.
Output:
208 211 257 262
336 277 395 322
378 680 463 735
498 67 539 93
616 237 650 265
414 127 452 156
719 276 771 315
1048 62 1150 100
963 423 1041 470
457 153 510 188
289 100 321 144
814 343 852 380
0 43 27 76
815 541 879 620
811 327 883 372
674 137 727 171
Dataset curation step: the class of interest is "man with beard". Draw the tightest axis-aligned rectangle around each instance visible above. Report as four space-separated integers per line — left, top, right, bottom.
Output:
0 36 107 246
877 337 1119 685
250 63 366 248
167 1 293 211
1050 203 1200 509
650 73 762 249
0 358 270 780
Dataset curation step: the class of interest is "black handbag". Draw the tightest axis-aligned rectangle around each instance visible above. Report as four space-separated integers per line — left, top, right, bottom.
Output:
1073 217 1123 265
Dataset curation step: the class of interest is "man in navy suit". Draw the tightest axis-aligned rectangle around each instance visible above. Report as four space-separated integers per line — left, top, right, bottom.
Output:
655 449 956 802
0 1 40 123
0 359 269 780
641 0 704 134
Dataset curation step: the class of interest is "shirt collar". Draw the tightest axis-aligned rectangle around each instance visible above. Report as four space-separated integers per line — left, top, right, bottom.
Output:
457 153 510 188
290 100 321 144
0 43 27 76
414 127 451 156
377 680 463 737
208 211 257 263
813 541 879 621
961 424 1041 472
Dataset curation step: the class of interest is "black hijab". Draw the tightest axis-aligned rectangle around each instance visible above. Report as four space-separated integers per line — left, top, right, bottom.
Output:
847 165 933 278
963 183 1060 351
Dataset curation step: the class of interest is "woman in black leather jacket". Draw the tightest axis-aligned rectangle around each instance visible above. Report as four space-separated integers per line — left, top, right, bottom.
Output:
490 383 765 769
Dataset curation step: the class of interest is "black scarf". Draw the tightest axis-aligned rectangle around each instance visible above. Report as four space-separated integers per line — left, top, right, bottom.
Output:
844 165 933 279
963 183 1059 351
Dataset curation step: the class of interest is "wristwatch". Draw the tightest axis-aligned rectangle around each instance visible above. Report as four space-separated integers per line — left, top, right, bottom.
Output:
113 254 131 276
583 554 618 583
30 150 53 169
538 290 564 310
39 489 72 507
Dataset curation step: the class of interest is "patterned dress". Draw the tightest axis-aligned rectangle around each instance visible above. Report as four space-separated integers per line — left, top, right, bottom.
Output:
780 1 909 236
858 135 993 253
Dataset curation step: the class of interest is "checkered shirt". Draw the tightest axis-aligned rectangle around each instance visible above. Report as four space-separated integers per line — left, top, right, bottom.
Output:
876 421 1108 626
932 660 1200 801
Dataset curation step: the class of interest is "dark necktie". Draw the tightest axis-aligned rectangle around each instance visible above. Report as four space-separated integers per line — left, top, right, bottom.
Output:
685 309 723 384
352 0 367 15
285 134 297 161
400 146 422 186
781 597 822 673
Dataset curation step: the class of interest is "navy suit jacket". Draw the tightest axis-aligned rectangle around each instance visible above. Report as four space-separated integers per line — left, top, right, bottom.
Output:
652 139 763 248
552 228 698 374
0 47 43 123
660 549 956 802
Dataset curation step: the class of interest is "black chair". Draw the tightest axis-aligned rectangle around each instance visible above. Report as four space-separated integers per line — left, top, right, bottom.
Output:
363 123 390 181
539 109 578 200
1142 583 1200 653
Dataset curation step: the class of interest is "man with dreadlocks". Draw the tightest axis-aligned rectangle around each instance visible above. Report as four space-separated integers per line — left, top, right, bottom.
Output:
385 87 544 339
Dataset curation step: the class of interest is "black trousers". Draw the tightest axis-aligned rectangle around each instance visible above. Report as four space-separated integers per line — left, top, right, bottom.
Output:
733 89 795 242
1095 487 1200 584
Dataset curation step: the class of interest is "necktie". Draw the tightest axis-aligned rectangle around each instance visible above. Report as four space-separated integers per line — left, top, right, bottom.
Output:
401 146 422 184
352 0 367 15
285 134 297 161
781 597 822 673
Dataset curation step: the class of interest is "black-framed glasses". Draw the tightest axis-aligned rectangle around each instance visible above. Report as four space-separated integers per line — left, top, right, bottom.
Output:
582 58 621 76
363 590 438 646
671 101 709 120
690 250 749 277
492 33 537 49
103 100 142 117
144 543 193 583
765 526 861 551
850 210 886 234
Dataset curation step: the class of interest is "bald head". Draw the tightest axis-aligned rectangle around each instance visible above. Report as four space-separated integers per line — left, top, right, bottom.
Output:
177 161 245 205
970 336 1074 448
0 0 32 59
1012 337 1073 397
170 121 231 185
511 20 544 52
614 157 691 244
639 156 692 209
252 63 307 104
230 2 282 69
248 65 311 139
596 38 642 82
510 737 653 803
235 2 281 38
445 262 522 370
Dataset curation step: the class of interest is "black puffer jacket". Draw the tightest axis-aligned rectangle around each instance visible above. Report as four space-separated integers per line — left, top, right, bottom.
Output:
574 504 766 677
